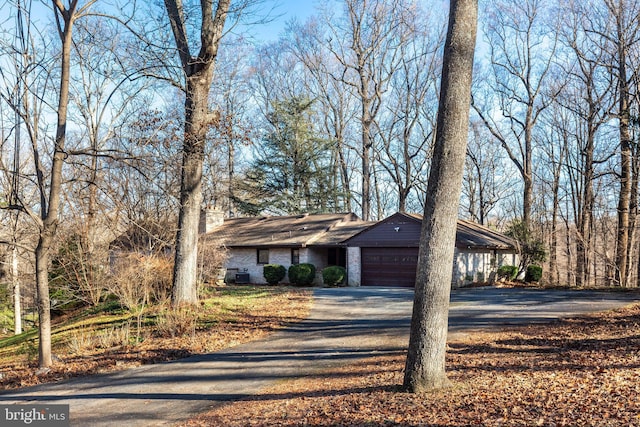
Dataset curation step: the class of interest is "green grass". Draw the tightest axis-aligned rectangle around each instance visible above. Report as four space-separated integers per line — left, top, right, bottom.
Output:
0 285 299 365
199 286 279 322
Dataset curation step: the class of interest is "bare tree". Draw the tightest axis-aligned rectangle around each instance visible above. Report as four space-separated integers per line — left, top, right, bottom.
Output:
552 0 615 287
287 18 358 213
473 0 558 232
0 0 34 336
537 103 569 285
206 36 254 216
374 10 444 213
323 0 412 220
1 0 96 366
462 120 511 225
601 0 640 287
560 0 640 287
404 0 477 392
30 0 97 368
162 0 232 305
57 16 150 306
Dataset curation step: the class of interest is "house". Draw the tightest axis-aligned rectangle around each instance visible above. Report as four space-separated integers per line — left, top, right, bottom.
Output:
345 212 518 287
201 209 518 288
199 209 371 286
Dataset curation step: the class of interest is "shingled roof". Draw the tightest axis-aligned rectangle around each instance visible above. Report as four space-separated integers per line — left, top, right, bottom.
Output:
409 213 516 249
347 212 516 250
203 211 515 251
202 212 371 248
455 219 516 250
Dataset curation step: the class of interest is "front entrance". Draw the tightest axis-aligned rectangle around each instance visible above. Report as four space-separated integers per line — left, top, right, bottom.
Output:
361 247 418 287
328 247 347 267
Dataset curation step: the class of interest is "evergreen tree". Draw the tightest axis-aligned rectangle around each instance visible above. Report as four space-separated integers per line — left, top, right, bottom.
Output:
238 96 338 215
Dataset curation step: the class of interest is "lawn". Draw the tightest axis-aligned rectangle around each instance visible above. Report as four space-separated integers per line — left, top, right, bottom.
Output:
0 285 311 390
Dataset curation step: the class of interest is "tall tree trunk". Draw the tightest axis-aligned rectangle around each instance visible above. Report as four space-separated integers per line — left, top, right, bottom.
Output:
403 0 477 393
36 117 67 368
523 110 534 229
565 215 573 286
629 146 639 286
34 0 80 367
613 0 633 287
172 75 211 304
34 234 53 367
337 138 352 212
616 79 632 287
577 131 595 287
82 131 99 304
550 164 561 286
227 132 235 216
626 136 638 286
398 188 408 213
361 111 372 220
165 0 230 306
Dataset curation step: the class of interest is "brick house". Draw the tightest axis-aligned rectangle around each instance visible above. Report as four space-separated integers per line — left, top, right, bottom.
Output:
201 210 518 287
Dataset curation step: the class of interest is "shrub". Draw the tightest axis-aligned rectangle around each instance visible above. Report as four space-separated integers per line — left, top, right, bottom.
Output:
154 306 197 338
107 253 173 309
95 323 132 348
50 232 108 308
288 263 316 286
525 264 543 282
263 264 286 285
197 239 228 285
497 265 518 281
505 220 547 268
322 266 346 287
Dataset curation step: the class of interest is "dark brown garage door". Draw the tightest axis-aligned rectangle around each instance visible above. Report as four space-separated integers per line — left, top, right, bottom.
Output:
361 247 418 287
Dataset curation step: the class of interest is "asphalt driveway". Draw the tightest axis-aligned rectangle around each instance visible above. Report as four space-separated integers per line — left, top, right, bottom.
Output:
0 286 637 426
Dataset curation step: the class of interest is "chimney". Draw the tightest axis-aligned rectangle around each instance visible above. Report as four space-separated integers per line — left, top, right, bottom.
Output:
199 207 225 234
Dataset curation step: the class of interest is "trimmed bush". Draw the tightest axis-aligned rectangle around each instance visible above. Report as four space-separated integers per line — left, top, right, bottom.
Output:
288 263 316 286
263 264 286 285
322 266 346 287
525 264 543 283
497 265 518 281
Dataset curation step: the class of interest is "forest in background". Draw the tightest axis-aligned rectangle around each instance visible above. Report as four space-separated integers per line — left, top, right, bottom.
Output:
0 0 639 364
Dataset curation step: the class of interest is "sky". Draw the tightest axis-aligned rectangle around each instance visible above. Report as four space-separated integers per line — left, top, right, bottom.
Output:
2 0 319 43
247 0 320 42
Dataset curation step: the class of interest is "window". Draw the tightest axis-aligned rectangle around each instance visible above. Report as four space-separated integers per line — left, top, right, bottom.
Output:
257 249 269 264
328 247 347 267
291 248 300 265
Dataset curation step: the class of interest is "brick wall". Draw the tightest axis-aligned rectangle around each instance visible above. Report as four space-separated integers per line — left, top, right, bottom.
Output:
347 247 361 286
226 247 330 285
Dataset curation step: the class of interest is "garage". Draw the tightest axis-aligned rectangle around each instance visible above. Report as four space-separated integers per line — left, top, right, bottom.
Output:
361 247 418 287
347 213 422 287
346 212 518 288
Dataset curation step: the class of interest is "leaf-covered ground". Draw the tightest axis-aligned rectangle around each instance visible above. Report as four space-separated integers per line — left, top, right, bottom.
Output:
183 302 640 427
0 286 311 390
